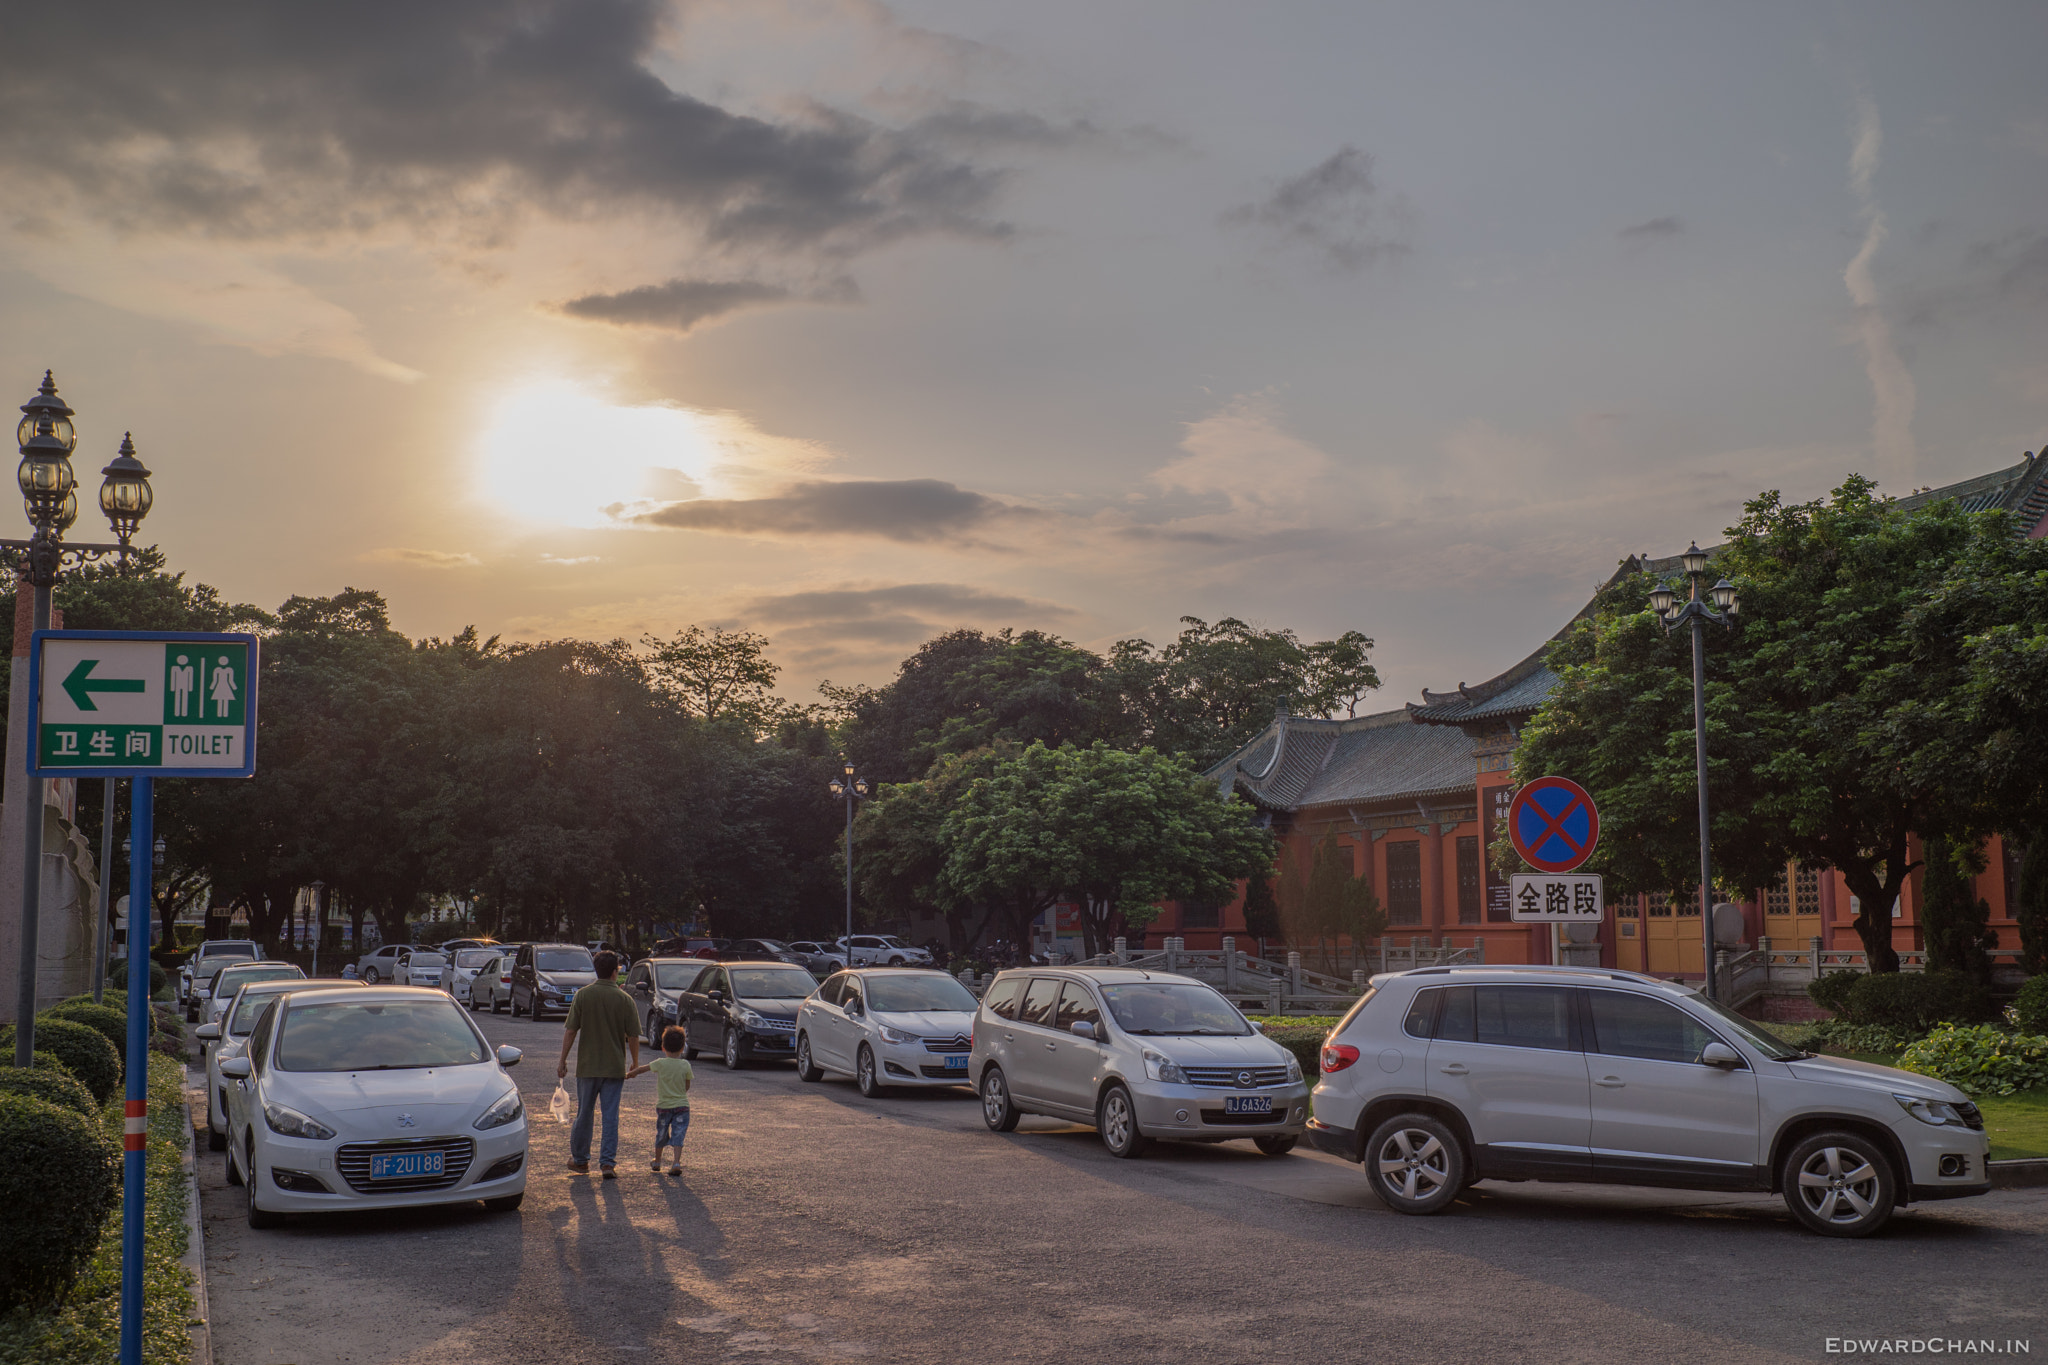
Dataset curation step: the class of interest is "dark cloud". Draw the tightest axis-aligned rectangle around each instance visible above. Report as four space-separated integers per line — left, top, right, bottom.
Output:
745 582 1071 624
556 276 858 332
1619 216 1684 242
615 479 1038 542
1224 146 1412 272
0 0 1009 254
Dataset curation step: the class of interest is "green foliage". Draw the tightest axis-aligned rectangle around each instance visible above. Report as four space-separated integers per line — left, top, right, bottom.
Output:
2015 974 2048 1036
0 1022 118 1105
1920 838 1995 984
2019 835 2048 976
0 1065 96 1118
1898 1023 2048 1097
1804 1020 1917 1056
1808 969 1862 1017
1260 1026 1325 1077
1278 837 1386 967
40 1002 128 1064
1240 870 1282 942
0 1094 117 1312
1844 969 1995 1033
643 625 786 732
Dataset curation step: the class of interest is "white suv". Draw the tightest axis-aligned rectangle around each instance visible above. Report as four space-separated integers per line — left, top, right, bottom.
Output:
1305 965 1991 1238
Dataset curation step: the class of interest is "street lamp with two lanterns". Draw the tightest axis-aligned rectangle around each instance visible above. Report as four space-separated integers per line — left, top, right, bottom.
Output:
828 765 869 970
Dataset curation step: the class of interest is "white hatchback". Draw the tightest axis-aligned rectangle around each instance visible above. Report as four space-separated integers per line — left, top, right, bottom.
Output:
201 961 307 1029
796 969 979 1096
220 985 528 1227
197 978 368 1150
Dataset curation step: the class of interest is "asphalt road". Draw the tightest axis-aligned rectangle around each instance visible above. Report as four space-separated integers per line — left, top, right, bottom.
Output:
192 1005 2048 1365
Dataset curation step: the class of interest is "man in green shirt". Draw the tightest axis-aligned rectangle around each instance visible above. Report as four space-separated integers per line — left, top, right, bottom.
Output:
557 950 641 1177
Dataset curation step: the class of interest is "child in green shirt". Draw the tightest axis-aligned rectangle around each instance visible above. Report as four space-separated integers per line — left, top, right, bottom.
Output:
628 1025 693 1175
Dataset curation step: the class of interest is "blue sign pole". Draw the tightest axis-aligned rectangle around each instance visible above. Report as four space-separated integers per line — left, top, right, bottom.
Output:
119 775 153 1365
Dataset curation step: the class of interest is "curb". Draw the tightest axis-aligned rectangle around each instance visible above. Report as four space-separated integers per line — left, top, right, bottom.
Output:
1988 1158 2048 1189
182 1073 213 1365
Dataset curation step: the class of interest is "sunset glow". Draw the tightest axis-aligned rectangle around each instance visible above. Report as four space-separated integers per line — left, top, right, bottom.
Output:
475 382 717 528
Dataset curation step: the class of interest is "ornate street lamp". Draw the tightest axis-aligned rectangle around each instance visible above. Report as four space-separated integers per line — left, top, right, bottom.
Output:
828 764 870 973
1650 544 1742 999
12 372 157 1063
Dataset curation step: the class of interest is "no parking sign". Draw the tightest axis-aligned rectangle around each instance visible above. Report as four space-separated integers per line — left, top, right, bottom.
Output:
1508 776 1599 873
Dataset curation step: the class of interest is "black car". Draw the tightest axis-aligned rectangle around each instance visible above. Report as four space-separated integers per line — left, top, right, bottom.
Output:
624 957 713 1046
670 961 820 1069
509 942 597 1019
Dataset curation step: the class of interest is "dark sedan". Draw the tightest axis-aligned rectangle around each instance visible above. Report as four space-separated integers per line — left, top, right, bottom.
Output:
671 962 820 1069
624 957 712 1046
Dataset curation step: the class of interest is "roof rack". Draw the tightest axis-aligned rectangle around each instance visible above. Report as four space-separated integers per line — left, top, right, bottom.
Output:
1398 963 1676 987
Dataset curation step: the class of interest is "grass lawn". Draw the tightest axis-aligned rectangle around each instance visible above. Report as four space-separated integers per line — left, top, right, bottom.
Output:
1816 1047 2048 1162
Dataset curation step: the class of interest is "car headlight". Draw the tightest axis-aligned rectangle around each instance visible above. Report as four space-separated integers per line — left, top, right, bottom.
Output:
1895 1093 1969 1128
740 1008 765 1028
474 1090 524 1131
541 983 562 997
1285 1057 1304 1084
1142 1050 1188 1085
262 1102 336 1141
877 1025 915 1045
659 999 678 1016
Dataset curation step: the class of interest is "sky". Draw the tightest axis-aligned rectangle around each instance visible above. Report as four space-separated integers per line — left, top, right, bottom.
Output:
2 1 2044 709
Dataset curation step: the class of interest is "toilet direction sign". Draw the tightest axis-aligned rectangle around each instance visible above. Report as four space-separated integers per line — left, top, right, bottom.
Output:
29 630 258 778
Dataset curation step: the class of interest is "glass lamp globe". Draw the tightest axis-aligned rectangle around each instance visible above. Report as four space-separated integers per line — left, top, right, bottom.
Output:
1681 543 1708 576
16 373 76 455
829 780 845 797
1648 585 1676 616
53 489 78 532
1709 578 1738 611
99 433 153 529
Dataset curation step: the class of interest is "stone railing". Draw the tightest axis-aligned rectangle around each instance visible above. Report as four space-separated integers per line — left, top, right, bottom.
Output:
1714 937 2028 1007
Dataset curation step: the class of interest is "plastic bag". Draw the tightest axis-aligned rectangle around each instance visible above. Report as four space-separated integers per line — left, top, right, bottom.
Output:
550 1080 573 1124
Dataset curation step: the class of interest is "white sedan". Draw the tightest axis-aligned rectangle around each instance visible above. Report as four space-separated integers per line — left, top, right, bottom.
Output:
796 968 979 1097
468 953 514 1013
395 950 449 990
220 985 528 1228
196 978 367 1150
201 961 307 1029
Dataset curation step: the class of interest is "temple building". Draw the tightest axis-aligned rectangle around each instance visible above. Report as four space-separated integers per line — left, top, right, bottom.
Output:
1174 451 2048 976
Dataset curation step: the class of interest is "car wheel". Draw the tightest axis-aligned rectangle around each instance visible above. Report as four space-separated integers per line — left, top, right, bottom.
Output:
1782 1131 1897 1238
1098 1084 1149 1159
795 1034 823 1082
888 956 905 967
207 1093 227 1152
224 1135 244 1186
723 1028 744 1070
245 1144 282 1230
980 1066 1021 1132
482 1193 524 1213
1363 1113 1465 1215
1254 1134 1298 1157
492 992 506 1015
856 1044 884 1098
682 1030 700 1062
364 967 380 984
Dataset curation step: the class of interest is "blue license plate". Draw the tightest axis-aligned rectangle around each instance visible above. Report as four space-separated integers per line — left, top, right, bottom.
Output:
369 1150 445 1181
943 1054 968 1071
1223 1095 1272 1115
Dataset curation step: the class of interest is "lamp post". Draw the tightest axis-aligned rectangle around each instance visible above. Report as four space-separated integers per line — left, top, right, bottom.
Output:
10 373 154 1064
309 881 327 978
1649 543 1741 1000
827 764 869 971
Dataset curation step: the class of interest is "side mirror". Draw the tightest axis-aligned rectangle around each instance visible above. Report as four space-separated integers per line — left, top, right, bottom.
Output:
195 1023 221 1041
1700 1041 1744 1069
709 989 726 1003
1247 1020 1265 1033
218 1057 252 1079
845 998 863 1017
496 1045 522 1068
1071 1020 1105 1042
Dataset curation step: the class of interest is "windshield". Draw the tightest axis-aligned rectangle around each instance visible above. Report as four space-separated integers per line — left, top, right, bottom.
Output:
654 964 701 989
276 999 486 1071
728 968 817 999
407 952 447 967
231 990 294 1034
868 975 977 1013
454 950 495 968
880 936 909 948
203 944 258 960
215 965 301 991
1099 982 1249 1036
1689 993 1809 1061
537 950 594 973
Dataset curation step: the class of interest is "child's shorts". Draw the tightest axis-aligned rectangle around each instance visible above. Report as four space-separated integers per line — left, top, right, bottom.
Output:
655 1106 690 1149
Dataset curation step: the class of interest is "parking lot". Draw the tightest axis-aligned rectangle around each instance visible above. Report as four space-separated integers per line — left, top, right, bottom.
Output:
193 1007 2048 1365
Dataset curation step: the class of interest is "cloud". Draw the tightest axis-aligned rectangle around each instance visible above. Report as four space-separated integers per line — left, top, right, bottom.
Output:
556 275 858 333
0 1 1010 257
539 554 601 566
613 478 1039 542
1619 216 1683 242
1841 91 1917 482
365 547 480 568
734 581 1078 665
1223 146 1412 272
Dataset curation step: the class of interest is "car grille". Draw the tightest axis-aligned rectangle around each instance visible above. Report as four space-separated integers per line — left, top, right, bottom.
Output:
335 1137 475 1194
922 1035 971 1054
753 1017 797 1033
920 1063 972 1079
1955 1101 1984 1131
1199 1108 1285 1126
1181 1065 1293 1089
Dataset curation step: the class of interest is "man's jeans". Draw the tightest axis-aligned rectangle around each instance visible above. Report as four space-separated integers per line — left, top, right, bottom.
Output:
569 1076 623 1167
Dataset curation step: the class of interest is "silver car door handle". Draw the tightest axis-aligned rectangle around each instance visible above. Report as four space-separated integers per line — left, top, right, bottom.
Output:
1045 1042 1058 1051
1004 1033 1015 1042
1438 1063 1468 1075
1595 1076 1626 1088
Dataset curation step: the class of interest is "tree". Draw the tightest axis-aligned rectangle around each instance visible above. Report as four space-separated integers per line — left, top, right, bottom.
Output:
1278 836 1386 969
2017 837 2048 976
1514 479 2015 972
643 626 783 732
851 747 1014 949
1240 870 1282 943
1919 838 1995 985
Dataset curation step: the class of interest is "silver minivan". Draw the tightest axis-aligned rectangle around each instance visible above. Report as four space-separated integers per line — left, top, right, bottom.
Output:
971 967 1310 1158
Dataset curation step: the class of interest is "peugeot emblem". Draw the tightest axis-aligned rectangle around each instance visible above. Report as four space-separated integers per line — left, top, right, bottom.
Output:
1236 1070 1253 1087
396 1112 416 1128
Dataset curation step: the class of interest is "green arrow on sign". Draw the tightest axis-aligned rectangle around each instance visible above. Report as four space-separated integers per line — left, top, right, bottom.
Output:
62 658 147 711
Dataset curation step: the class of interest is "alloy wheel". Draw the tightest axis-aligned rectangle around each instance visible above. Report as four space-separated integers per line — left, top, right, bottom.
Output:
1796 1146 1881 1227
724 1028 742 1070
1375 1127 1452 1203
1099 1086 1147 1158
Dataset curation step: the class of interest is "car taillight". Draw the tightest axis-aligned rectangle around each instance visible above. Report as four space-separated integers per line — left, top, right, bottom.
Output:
1321 1043 1361 1074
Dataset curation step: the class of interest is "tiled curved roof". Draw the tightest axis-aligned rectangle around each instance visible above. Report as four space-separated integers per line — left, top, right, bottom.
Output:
1896 452 2048 538
1209 708 1479 810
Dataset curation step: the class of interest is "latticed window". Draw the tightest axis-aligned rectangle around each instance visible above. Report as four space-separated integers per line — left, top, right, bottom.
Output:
1456 836 1482 925
1387 841 1423 925
1765 868 1792 917
1795 864 1820 917
1647 892 1672 917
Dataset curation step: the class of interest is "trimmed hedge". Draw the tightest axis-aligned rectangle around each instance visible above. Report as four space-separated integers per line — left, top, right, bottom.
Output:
2016 975 2048 1037
0 1065 96 1119
41 1002 128 1064
1808 969 1861 1017
1264 1025 1325 1077
0 1022 119 1106
1806 969 1994 1032
0 1094 117 1312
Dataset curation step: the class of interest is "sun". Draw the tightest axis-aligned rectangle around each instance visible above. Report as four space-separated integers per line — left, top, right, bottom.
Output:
475 381 716 528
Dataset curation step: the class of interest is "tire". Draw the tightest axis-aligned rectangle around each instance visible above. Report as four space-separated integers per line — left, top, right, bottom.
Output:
1254 1134 1298 1157
682 1031 699 1062
795 1034 822 1083
980 1066 1021 1132
482 1193 524 1213
856 1044 884 1097
888 956 906 967
1098 1084 1149 1159
224 1135 244 1186
1363 1113 1465 1215
207 1093 227 1152
246 1159 282 1230
723 1028 744 1071
492 992 505 1015
364 967 380 984
1781 1131 1897 1238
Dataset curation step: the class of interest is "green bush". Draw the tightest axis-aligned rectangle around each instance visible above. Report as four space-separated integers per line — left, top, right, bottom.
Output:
1263 1025 1325 1077
41 1001 128 1064
2015 975 2048 1037
0 1021 119 1105
1807 1019 1916 1056
0 1094 117 1312
0 1065 96 1118
1897 1023 2048 1098
1848 969 1995 1032
1808 970 1861 1017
